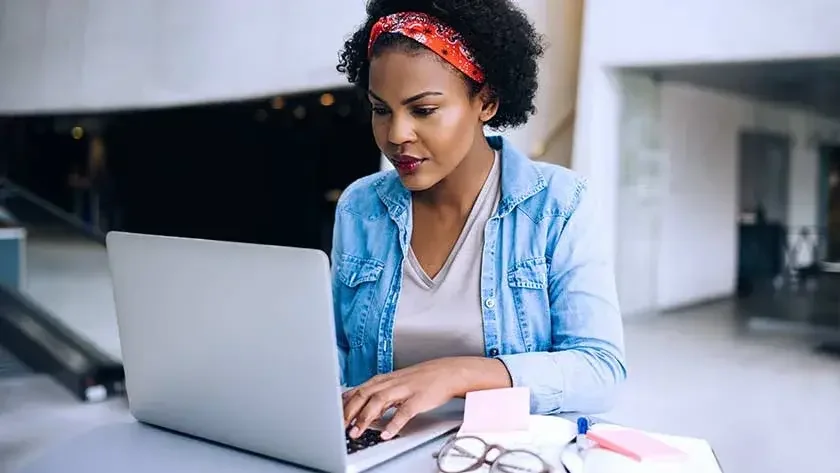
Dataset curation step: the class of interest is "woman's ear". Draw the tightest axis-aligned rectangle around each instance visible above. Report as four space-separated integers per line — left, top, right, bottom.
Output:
478 86 499 124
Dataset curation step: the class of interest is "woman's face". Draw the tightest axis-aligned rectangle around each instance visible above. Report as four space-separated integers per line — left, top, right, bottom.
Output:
368 48 493 191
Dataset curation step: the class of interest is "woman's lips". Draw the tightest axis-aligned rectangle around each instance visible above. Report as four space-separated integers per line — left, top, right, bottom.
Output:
391 155 425 174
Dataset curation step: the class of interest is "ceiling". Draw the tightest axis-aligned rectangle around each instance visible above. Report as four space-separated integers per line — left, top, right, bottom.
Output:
630 58 840 119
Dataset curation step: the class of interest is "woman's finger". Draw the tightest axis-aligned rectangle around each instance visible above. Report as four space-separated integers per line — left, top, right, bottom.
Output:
349 390 399 438
343 381 391 429
380 398 420 440
342 373 392 408
341 388 356 405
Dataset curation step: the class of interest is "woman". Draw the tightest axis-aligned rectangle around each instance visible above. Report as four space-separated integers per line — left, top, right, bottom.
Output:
333 0 626 441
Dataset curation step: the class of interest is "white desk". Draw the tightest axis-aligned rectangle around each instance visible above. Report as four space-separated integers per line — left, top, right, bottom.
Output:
17 420 451 473
17 417 725 473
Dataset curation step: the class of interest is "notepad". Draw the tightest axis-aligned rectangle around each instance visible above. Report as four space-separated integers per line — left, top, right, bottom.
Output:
586 427 688 462
458 387 530 435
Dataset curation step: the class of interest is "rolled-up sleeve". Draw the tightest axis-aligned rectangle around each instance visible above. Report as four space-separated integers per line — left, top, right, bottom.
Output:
497 181 627 415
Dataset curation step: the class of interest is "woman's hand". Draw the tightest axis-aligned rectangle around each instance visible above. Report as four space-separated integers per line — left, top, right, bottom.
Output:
342 356 511 440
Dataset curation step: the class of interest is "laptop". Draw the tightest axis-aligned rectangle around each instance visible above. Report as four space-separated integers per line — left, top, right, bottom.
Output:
106 232 462 473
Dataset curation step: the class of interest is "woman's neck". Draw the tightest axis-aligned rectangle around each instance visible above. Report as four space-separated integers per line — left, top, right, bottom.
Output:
413 137 496 216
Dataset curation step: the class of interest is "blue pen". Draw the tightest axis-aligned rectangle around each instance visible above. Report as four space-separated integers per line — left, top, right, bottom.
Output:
575 416 595 451
560 417 597 472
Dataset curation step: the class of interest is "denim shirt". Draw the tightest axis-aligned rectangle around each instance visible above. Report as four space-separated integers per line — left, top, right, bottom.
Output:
330 135 626 415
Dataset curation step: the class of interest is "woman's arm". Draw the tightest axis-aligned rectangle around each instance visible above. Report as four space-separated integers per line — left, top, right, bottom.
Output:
496 181 627 415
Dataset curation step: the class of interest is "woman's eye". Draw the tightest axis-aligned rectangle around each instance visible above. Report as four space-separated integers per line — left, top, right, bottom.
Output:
372 107 389 116
413 107 438 116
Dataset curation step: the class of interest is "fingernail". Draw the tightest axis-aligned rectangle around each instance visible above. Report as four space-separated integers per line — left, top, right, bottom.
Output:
380 430 393 440
349 426 360 438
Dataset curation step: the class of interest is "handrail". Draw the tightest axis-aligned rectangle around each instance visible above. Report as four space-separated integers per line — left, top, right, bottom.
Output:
529 0 584 162
0 177 106 244
529 107 576 159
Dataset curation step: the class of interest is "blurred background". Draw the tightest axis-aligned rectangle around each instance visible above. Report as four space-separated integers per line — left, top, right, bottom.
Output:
1 1 839 472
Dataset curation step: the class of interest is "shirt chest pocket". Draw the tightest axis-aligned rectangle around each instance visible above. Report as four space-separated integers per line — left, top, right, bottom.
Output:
336 254 385 349
506 257 550 351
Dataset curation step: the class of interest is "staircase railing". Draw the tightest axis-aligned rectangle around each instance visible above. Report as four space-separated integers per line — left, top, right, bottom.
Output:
529 108 576 161
0 177 121 402
0 177 106 244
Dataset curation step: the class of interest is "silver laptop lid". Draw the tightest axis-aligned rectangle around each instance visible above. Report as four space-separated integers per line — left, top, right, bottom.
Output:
106 232 348 472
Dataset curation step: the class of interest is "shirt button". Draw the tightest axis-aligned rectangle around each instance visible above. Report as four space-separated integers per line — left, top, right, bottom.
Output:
484 297 496 309
489 348 500 356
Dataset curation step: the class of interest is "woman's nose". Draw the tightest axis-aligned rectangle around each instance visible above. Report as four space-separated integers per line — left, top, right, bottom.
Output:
387 113 416 145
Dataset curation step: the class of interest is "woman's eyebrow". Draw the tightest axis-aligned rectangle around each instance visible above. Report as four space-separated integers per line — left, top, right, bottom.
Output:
368 90 443 106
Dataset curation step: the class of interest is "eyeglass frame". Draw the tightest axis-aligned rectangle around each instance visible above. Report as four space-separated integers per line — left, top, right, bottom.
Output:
432 434 553 473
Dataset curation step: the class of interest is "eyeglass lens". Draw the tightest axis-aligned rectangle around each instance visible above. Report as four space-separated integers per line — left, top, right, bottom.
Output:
489 450 546 473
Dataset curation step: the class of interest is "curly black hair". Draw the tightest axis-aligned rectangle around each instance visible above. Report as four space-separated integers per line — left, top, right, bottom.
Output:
336 0 545 130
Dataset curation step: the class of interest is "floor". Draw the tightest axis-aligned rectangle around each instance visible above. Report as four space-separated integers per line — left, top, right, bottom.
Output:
20 232 122 361
608 304 840 473
2 236 839 473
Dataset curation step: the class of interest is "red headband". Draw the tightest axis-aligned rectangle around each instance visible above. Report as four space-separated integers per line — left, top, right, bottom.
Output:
367 11 485 84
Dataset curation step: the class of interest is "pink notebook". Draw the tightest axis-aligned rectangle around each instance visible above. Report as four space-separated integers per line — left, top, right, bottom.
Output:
586 428 688 462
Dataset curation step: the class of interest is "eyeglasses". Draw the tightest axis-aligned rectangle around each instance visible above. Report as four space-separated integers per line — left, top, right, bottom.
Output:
434 435 552 473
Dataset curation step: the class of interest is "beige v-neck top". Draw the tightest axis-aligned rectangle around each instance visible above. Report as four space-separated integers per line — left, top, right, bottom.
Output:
393 151 501 370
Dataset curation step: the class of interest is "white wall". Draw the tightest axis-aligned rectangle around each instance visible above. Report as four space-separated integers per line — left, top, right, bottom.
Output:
652 84 749 311
575 0 840 315
0 0 365 113
582 0 840 69
575 0 840 251
620 81 840 315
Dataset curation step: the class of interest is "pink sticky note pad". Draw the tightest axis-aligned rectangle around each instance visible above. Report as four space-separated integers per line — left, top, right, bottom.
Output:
459 387 530 434
586 428 688 462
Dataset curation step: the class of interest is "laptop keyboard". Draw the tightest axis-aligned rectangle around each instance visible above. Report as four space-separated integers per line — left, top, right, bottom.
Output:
346 428 398 454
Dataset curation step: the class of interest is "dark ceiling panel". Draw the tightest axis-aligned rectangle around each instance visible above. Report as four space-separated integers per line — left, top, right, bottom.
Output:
630 58 840 118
